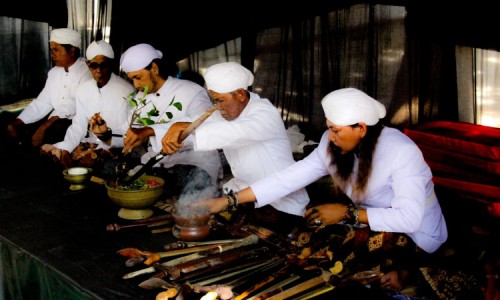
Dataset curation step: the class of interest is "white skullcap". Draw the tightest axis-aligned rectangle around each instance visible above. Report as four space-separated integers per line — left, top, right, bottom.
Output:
86 40 114 60
120 43 163 73
50 28 81 48
204 62 254 93
321 88 386 126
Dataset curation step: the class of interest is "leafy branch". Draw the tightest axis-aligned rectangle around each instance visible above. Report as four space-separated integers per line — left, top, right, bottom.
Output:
126 85 182 127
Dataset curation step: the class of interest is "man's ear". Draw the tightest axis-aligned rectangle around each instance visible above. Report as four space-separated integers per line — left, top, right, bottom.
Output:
357 122 367 138
236 88 247 101
151 62 159 76
69 46 77 56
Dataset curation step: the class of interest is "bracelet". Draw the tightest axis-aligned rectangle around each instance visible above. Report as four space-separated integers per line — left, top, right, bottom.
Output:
228 190 239 207
97 128 112 141
343 203 357 225
225 190 239 211
353 208 360 226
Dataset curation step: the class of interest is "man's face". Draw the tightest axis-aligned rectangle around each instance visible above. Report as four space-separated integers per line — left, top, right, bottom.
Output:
50 41 73 68
87 55 112 88
208 89 247 121
326 119 364 154
126 69 157 93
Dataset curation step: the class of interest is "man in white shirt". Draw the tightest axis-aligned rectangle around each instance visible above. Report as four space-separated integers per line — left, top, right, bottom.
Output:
204 87 448 292
6 28 92 150
161 62 310 235
120 43 222 198
41 40 134 172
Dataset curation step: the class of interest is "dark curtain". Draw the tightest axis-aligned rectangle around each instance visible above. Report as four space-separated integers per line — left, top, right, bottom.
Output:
0 17 51 105
0 0 67 28
0 0 114 106
0 0 66 105
405 4 459 127
0 1 487 131
252 4 461 140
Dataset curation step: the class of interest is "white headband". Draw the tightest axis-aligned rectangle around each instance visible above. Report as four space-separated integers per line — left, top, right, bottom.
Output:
50 28 81 48
204 62 254 93
120 43 163 73
86 40 114 60
321 88 386 126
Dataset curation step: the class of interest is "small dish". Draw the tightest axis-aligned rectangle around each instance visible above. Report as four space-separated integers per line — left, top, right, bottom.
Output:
350 270 383 285
63 168 92 191
68 167 88 175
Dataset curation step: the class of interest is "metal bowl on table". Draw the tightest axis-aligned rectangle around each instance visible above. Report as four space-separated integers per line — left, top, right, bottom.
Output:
172 207 211 241
105 175 165 220
63 167 93 191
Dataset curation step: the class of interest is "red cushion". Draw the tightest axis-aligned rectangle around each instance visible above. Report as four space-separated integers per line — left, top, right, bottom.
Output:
404 121 500 160
432 176 500 201
417 143 500 176
426 159 500 186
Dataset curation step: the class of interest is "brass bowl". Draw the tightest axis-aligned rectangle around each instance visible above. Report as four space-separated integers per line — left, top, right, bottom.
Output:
105 175 165 220
63 167 93 191
172 208 211 241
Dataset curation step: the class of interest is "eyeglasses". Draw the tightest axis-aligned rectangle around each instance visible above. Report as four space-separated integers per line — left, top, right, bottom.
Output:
88 61 111 70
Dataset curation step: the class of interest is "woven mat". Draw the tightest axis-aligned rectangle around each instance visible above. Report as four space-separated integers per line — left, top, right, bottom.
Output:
419 266 483 299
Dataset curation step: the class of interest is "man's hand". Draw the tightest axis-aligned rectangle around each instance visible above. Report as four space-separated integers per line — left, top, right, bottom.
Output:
89 112 108 135
60 150 72 169
161 122 191 155
40 144 65 160
122 127 154 154
32 125 47 147
188 197 227 214
6 118 23 139
40 144 55 154
33 116 59 147
304 203 347 227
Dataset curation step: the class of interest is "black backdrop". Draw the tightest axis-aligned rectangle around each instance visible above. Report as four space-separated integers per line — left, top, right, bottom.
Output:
3 1 500 62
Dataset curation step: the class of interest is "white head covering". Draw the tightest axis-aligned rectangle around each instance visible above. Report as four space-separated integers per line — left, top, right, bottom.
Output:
204 62 254 93
321 88 386 126
120 43 163 73
50 28 81 48
86 40 114 60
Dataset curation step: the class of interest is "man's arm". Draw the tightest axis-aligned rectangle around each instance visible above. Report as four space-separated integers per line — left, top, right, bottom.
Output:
161 122 191 154
122 127 155 154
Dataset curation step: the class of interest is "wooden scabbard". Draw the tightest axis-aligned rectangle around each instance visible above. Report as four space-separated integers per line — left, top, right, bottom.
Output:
233 263 292 300
169 246 268 280
122 234 258 279
293 283 335 300
248 275 301 300
266 275 326 300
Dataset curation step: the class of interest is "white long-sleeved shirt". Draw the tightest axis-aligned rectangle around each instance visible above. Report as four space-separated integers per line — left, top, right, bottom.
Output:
162 92 310 217
251 127 448 253
136 77 222 183
54 73 134 152
18 58 92 123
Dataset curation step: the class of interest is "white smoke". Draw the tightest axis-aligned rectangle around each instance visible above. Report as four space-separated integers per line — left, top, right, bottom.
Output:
175 168 217 217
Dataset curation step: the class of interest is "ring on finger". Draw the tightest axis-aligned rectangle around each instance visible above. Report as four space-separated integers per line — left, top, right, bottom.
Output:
314 218 322 225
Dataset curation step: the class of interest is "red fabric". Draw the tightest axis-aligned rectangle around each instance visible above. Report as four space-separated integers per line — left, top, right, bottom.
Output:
432 176 500 201
404 121 500 206
416 143 500 176
404 121 500 160
426 159 500 186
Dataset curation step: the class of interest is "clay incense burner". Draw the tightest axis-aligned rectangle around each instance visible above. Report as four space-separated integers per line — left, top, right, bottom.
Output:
172 206 211 241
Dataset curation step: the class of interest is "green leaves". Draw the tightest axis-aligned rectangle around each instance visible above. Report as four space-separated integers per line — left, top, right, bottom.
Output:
172 102 182 111
167 95 183 119
125 85 182 127
137 118 156 126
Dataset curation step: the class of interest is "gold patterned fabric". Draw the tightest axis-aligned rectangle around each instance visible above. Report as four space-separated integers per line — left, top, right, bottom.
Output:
290 224 422 281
